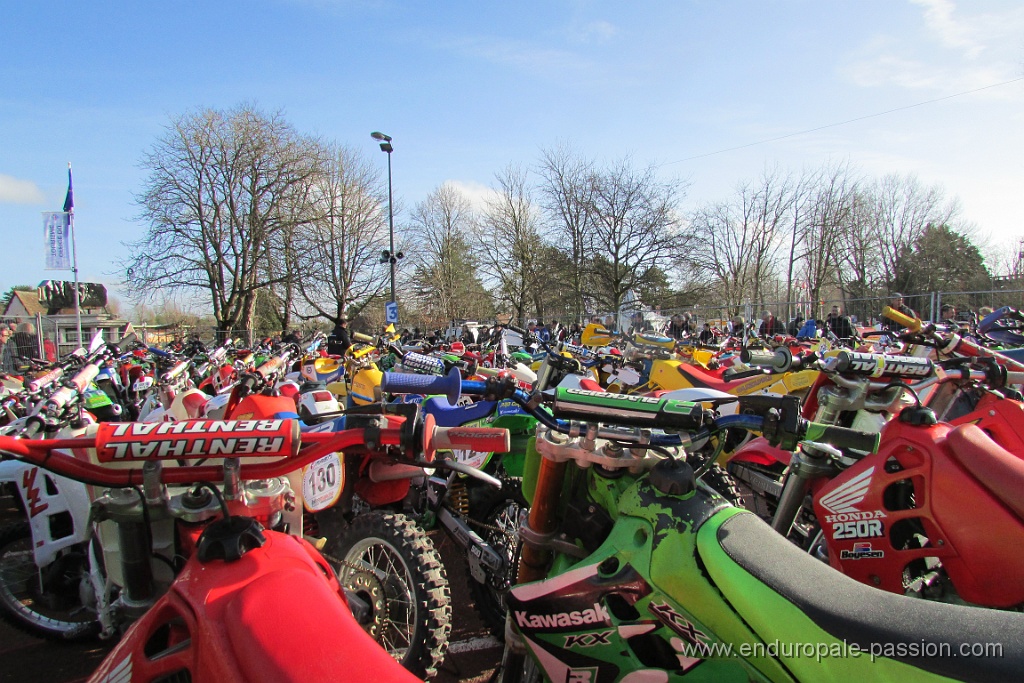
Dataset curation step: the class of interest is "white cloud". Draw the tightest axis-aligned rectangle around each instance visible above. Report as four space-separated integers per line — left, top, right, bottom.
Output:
909 0 984 58
843 1 1024 92
442 179 499 212
0 174 46 204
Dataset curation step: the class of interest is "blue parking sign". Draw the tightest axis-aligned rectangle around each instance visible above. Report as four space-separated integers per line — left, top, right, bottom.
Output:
385 300 399 323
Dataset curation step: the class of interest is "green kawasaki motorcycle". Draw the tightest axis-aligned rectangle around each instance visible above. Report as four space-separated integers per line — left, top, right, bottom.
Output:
493 388 1022 682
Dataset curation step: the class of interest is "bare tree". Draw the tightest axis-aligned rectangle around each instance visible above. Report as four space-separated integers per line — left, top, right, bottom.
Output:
684 168 789 312
587 159 684 314
868 173 959 293
293 142 391 325
797 162 858 318
536 144 595 324
476 165 545 323
408 183 492 325
126 105 321 332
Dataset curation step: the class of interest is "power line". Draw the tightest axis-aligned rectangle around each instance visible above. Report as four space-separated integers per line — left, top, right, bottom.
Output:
665 76 1024 165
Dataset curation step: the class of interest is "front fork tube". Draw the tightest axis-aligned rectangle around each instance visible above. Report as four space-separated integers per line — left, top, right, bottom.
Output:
770 446 834 536
500 454 571 678
516 456 567 584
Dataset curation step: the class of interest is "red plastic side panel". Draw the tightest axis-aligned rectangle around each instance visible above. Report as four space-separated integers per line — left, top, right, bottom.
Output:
815 419 1024 607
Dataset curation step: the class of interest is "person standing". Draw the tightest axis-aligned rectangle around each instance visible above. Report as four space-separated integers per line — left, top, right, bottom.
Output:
327 317 351 355
759 311 784 337
667 314 685 340
826 305 855 339
884 293 917 331
12 322 39 362
0 328 16 373
698 323 715 345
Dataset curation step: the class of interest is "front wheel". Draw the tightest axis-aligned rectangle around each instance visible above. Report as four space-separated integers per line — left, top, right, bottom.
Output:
466 481 527 637
0 522 98 641
329 511 451 679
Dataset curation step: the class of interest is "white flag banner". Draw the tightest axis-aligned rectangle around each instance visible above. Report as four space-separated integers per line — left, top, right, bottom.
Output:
43 211 72 270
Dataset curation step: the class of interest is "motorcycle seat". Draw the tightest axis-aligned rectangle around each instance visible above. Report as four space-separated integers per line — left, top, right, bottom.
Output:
699 511 1024 682
945 423 1024 520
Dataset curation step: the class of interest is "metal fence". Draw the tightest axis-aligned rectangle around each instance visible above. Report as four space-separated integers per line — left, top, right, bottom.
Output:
595 288 1024 335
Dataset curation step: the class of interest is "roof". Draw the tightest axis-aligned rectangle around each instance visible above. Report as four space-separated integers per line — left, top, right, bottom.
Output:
3 289 89 317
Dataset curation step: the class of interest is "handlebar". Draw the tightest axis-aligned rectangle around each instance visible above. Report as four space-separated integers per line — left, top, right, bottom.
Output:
352 332 375 344
0 418 509 488
833 351 934 379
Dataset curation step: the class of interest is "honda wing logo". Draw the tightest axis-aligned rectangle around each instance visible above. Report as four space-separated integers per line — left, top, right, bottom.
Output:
819 467 874 515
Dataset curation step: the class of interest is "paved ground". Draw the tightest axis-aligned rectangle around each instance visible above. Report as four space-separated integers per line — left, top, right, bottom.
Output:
0 494 504 683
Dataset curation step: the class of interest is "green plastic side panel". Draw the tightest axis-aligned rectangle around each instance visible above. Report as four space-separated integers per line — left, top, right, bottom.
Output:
695 511 954 683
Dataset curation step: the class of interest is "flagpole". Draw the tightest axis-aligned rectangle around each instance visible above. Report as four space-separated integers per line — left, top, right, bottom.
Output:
66 163 83 349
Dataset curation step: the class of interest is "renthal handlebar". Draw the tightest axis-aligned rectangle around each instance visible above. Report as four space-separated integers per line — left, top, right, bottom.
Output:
0 419 508 488
833 351 934 379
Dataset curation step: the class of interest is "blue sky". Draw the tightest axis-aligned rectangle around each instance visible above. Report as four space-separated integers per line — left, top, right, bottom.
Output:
2 0 1022 307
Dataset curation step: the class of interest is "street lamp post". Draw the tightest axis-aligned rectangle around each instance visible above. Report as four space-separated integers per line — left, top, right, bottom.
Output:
371 132 402 310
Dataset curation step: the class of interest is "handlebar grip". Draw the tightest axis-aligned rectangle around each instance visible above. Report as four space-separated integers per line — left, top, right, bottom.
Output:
431 426 510 453
401 352 446 375
740 347 792 372
353 332 374 344
381 368 462 405
506 324 528 336
148 345 174 358
881 306 921 333
804 422 880 453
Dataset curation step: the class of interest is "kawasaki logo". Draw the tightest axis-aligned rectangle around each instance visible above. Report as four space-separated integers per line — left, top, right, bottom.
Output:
513 602 610 630
819 467 875 515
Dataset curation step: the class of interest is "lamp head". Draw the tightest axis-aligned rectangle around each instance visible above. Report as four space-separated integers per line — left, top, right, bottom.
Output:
370 131 392 142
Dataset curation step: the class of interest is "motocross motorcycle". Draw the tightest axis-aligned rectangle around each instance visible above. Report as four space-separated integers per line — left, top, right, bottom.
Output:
224 353 472 678
381 365 535 637
0 407 505 682
579 323 820 398
481 386 1024 683
723 324 1024 607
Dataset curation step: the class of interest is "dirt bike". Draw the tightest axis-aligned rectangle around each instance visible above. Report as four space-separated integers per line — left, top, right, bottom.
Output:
480 386 1024 682
380 367 535 637
0 408 504 682
224 356 483 678
579 322 820 398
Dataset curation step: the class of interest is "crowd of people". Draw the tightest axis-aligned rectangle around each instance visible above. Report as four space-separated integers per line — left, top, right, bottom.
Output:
0 321 55 373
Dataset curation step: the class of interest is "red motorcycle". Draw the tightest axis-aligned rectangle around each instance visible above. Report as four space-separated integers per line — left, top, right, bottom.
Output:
725 343 1024 608
0 411 507 682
